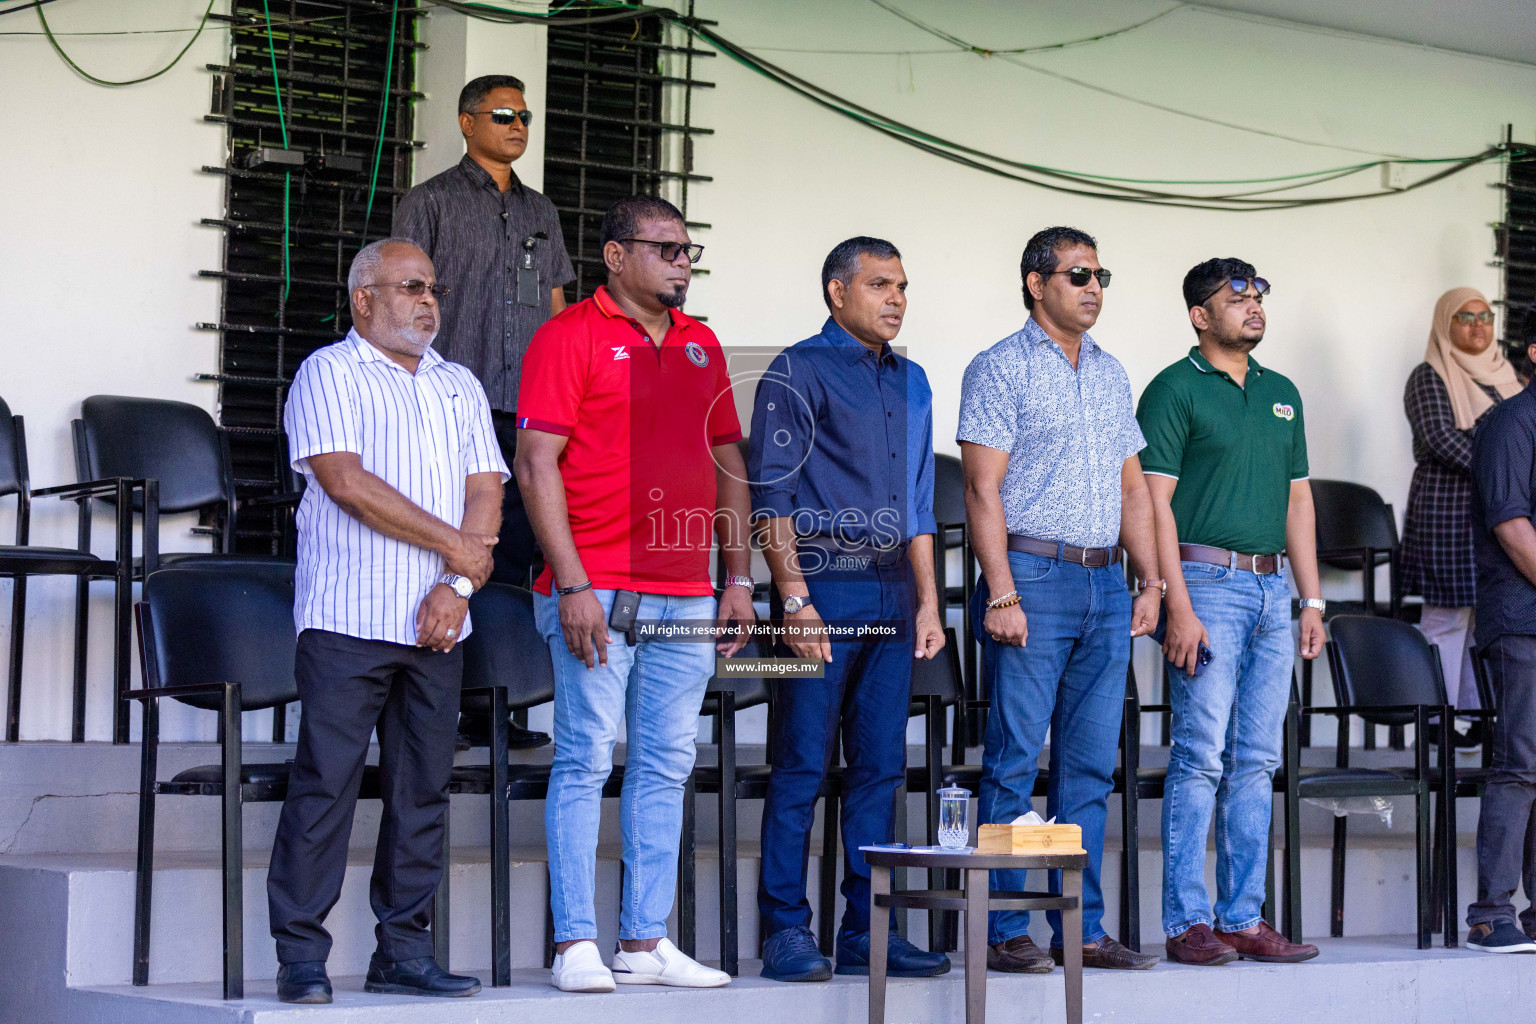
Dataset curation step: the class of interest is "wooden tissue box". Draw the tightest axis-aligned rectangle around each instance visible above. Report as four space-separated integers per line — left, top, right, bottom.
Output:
977 823 1085 855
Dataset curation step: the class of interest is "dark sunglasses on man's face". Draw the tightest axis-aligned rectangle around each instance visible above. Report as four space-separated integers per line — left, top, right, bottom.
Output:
368 279 448 299
619 238 705 264
473 107 534 127
1043 266 1112 288
1200 277 1270 306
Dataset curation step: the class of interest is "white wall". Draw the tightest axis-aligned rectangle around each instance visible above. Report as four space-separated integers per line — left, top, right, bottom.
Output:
1 0 230 740
679 1 1536 505
3 0 1535 739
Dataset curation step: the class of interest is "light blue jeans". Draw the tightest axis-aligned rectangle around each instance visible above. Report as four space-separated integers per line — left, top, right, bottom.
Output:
1161 563 1294 936
975 551 1130 948
537 588 716 943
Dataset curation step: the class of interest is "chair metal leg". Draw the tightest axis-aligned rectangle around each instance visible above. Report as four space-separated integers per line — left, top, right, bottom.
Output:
219 684 243 1000
5 575 23 743
270 703 287 744
489 691 510 986
72 575 90 744
434 805 451 969
891 784 908 939
1282 703 1303 943
1330 816 1347 938
1263 810 1276 925
1119 691 1142 951
1299 658 1313 748
132 697 159 986
819 793 839 956
678 774 698 958
113 480 135 745
718 696 739 976
543 865 556 969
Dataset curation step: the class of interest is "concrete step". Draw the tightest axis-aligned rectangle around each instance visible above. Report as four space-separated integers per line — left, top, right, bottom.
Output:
0 831 1497 991
51 938 1536 1024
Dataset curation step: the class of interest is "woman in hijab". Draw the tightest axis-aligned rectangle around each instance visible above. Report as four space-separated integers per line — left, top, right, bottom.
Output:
1401 287 1521 740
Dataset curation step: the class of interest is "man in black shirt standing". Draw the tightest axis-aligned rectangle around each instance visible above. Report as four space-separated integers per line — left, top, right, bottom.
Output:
1467 309 1536 953
397 73 575 748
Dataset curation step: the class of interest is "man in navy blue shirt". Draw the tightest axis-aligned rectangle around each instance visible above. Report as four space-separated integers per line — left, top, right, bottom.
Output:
1466 310 1536 953
748 237 949 982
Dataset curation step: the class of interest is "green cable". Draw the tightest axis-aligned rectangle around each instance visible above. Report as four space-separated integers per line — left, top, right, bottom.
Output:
360 0 400 245
37 0 215 86
260 0 291 307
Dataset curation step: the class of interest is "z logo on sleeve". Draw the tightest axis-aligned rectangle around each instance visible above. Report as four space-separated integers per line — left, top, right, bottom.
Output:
1272 402 1295 421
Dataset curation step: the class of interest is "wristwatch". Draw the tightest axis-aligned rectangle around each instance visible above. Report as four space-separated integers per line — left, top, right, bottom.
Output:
440 573 474 599
1300 598 1327 615
783 594 812 615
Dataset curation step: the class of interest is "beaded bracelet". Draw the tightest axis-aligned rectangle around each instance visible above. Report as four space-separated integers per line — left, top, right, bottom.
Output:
986 591 1021 610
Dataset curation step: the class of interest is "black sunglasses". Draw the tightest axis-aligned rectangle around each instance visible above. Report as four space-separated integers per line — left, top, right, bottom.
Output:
367 279 448 299
1200 277 1270 306
619 238 705 264
472 107 534 127
1043 266 1112 288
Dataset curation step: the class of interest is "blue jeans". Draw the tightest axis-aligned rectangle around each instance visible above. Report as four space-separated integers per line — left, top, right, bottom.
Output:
758 561 913 938
1161 563 1294 935
537 588 716 943
975 551 1130 947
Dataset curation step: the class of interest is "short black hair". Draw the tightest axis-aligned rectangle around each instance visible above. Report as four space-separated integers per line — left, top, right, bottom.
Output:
820 236 902 312
1182 257 1258 315
1019 226 1097 309
458 74 526 116
600 195 686 250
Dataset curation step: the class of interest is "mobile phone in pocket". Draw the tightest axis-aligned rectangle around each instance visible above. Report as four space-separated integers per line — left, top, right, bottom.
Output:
609 589 641 646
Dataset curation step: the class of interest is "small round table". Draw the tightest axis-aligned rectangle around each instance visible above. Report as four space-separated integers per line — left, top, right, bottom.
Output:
860 846 1087 1024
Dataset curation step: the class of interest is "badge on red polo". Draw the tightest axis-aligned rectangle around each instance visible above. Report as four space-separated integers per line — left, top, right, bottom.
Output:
685 341 709 368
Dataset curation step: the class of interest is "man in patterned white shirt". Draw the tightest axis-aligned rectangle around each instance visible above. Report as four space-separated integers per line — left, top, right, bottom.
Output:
267 238 507 1004
958 226 1162 973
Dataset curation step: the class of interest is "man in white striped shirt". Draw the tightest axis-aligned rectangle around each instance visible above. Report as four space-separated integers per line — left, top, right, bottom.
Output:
267 239 507 1004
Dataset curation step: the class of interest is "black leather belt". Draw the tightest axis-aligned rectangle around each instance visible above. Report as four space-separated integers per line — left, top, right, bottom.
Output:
1179 543 1283 575
1007 534 1122 569
796 535 910 567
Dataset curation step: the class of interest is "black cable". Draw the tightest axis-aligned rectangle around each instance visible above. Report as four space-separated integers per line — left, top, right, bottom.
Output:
693 21 1512 211
0 0 60 18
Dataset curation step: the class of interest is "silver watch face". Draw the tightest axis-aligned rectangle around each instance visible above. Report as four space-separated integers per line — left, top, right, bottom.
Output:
783 595 806 615
446 575 473 598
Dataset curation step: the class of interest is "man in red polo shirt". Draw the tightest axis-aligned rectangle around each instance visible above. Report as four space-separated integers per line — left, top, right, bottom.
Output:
515 195 754 992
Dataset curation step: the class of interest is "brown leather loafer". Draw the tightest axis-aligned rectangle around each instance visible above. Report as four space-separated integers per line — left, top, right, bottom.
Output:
1214 921 1319 963
987 935 1054 974
1166 923 1238 966
1050 935 1158 970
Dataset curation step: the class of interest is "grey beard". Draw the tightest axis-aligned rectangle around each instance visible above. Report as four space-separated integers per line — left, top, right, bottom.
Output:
657 286 688 309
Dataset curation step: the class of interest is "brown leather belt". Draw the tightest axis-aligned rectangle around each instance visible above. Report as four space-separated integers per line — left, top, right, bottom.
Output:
1179 543 1283 575
1008 534 1123 569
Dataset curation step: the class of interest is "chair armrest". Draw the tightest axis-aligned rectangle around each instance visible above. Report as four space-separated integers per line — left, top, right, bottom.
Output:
123 682 230 701
32 476 149 501
1302 703 1448 718
460 684 499 697
1139 703 1172 714
1456 709 1498 719
240 491 304 513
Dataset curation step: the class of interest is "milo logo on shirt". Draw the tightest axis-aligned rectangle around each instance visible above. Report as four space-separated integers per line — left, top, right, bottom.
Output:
1272 402 1295 421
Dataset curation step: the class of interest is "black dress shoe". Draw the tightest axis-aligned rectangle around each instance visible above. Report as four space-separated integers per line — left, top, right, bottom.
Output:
277 961 332 1004
364 955 481 997
456 713 551 750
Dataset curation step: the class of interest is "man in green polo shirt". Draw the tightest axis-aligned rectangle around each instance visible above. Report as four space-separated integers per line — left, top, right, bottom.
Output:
1136 257 1326 967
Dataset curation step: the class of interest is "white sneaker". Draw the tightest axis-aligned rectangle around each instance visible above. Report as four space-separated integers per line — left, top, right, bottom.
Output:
551 940 616 993
611 937 731 988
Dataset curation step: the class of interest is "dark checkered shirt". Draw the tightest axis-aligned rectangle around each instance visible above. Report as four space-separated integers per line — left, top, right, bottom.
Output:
1400 362 1503 607
395 156 575 412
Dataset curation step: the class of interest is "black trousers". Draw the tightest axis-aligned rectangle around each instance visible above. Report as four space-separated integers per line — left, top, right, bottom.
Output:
1469 633 1536 931
490 411 538 588
268 629 463 964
